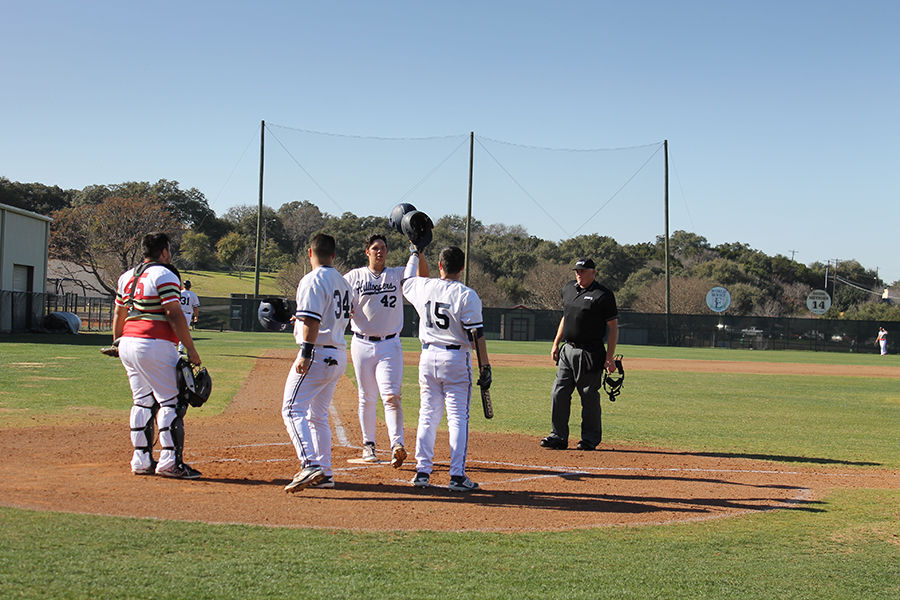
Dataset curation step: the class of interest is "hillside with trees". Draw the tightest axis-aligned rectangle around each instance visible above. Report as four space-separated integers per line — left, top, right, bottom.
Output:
3 176 897 320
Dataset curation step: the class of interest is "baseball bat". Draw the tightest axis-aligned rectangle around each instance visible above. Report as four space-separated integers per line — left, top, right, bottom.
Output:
469 331 493 419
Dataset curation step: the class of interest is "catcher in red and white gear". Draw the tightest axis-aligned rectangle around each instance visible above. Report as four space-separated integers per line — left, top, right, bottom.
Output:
112 232 202 479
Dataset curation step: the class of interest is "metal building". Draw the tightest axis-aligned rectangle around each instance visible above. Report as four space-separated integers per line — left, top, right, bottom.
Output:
0 203 52 332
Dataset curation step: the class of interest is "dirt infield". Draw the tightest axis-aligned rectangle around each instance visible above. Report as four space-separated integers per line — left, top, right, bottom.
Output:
1 351 896 532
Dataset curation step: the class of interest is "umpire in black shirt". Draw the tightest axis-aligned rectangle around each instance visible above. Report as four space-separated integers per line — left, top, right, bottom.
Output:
541 258 618 451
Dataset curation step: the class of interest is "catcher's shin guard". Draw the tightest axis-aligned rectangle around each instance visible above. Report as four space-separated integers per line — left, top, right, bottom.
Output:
130 394 159 456
157 397 188 467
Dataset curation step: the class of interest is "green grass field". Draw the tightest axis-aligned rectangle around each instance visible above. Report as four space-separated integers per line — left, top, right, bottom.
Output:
179 268 283 297
1 332 897 599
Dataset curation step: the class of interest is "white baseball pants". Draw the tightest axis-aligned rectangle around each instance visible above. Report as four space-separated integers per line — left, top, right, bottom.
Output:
350 336 404 448
282 346 347 477
414 346 472 477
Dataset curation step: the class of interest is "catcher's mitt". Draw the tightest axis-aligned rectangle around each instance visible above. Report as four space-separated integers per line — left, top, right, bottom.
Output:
100 339 120 357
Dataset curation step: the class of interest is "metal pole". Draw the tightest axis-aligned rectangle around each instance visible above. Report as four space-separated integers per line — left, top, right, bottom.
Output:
254 120 265 298
464 131 474 286
664 140 671 345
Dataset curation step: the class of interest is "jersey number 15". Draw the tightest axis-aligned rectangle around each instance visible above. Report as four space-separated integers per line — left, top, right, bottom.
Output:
424 300 450 330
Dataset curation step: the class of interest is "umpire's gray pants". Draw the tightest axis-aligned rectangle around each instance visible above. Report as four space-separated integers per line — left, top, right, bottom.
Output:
550 343 605 446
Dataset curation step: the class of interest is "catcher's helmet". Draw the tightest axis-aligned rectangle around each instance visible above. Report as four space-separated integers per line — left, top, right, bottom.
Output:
258 298 292 332
401 210 434 251
389 203 417 233
176 357 212 408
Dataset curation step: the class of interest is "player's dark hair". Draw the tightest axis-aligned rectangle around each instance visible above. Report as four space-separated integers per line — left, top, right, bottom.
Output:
310 233 336 259
439 246 465 275
142 232 170 260
365 234 387 250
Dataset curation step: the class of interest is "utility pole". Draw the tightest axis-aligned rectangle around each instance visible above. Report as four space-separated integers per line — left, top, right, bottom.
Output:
789 249 797 261
664 140 670 345
464 131 474 286
254 120 265 298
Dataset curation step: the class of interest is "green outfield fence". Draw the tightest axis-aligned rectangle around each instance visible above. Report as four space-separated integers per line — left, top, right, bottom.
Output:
0 290 891 354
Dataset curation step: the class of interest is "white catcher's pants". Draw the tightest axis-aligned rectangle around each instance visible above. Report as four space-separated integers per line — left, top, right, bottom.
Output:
414 346 472 477
351 336 404 448
282 346 347 477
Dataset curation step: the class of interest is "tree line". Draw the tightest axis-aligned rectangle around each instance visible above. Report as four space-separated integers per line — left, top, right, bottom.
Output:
3 176 896 320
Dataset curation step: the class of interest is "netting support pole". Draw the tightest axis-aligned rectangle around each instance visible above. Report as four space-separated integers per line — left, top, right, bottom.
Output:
254 120 265 298
464 131 474 286
664 139 671 345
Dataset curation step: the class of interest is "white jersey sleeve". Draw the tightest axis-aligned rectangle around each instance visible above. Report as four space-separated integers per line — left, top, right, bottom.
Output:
294 266 353 347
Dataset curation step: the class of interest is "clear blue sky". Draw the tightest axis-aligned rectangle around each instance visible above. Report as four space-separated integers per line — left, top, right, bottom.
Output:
2 1 898 284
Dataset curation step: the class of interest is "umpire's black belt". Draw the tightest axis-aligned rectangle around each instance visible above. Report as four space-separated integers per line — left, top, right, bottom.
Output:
564 341 604 352
354 332 398 342
422 342 462 351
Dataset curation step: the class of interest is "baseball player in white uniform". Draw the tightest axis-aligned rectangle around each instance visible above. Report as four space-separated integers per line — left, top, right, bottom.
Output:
112 232 202 479
402 246 491 492
179 280 200 328
283 233 354 492
177 280 200 353
344 234 428 468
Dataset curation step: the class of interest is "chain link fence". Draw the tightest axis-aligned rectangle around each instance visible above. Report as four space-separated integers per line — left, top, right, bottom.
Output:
226 296 892 354
0 290 890 354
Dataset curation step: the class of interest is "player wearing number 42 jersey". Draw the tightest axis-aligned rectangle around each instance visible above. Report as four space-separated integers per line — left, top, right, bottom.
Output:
344 235 429 468
402 246 491 492
282 234 354 493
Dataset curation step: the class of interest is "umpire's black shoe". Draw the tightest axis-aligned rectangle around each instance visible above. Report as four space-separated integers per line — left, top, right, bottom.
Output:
576 440 597 451
540 435 567 450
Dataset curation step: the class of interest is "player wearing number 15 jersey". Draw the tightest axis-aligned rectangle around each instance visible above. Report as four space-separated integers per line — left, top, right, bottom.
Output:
282 234 354 493
344 235 428 468
402 246 490 492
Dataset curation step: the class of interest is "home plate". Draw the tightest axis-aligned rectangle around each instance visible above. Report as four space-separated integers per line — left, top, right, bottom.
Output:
347 458 388 465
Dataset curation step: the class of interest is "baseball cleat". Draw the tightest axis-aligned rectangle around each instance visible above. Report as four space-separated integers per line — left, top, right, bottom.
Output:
391 444 407 469
540 435 567 450
576 440 597 451
132 460 158 476
156 463 202 479
310 475 335 489
448 475 479 492
285 465 325 493
411 472 430 488
361 442 378 463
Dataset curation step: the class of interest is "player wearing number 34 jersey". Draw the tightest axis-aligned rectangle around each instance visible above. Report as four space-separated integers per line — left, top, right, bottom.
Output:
282 234 354 492
344 235 428 468
402 246 490 492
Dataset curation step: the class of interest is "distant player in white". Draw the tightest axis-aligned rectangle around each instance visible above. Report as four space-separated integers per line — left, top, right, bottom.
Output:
282 234 354 492
179 280 200 328
877 327 888 356
177 280 200 353
402 246 491 492
344 234 429 468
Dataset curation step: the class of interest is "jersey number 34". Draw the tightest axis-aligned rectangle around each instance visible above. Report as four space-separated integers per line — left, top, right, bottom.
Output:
333 290 351 318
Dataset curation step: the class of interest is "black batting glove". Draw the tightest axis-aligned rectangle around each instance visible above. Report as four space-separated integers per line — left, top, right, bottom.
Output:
477 365 492 390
